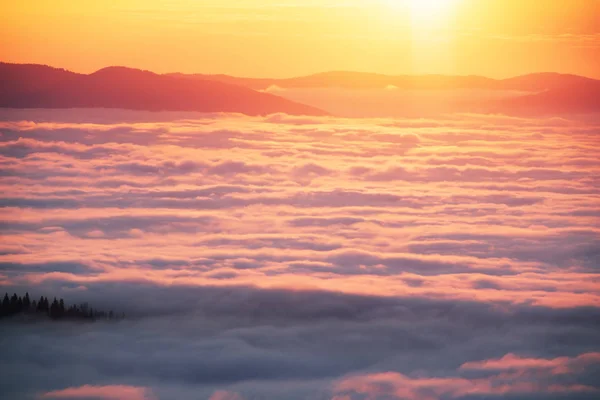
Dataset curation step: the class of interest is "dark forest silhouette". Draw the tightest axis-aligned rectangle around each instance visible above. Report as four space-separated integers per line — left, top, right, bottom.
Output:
0 292 123 322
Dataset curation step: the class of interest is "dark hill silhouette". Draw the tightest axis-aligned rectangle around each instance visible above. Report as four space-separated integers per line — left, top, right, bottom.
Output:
499 72 598 91
0 63 328 116
2 63 598 117
168 70 599 92
490 80 600 115
170 71 600 116
169 71 499 90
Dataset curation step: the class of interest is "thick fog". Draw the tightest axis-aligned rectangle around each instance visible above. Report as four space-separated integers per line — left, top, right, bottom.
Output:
1 109 599 399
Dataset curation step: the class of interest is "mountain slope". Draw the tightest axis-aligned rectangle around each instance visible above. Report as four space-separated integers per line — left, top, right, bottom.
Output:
490 80 600 115
168 70 600 92
171 71 600 116
168 71 499 90
0 63 328 116
499 72 598 91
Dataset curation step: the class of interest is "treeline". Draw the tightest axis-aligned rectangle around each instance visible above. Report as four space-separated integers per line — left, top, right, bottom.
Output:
0 292 123 321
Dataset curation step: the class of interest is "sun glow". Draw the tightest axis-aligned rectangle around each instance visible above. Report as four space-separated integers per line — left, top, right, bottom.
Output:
387 0 458 22
386 0 461 75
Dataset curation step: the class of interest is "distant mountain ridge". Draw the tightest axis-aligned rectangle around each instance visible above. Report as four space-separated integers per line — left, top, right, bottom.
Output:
2 62 598 116
489 80 600 115
0 63 328 116
169 70 599 92
170 70 600 116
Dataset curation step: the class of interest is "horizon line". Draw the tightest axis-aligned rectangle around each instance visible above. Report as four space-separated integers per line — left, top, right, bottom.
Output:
2 60 598 82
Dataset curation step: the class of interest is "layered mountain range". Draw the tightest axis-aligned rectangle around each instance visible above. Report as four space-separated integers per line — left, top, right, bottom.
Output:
2 62 599 116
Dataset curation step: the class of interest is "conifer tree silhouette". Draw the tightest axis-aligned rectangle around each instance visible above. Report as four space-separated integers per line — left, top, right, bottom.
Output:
1 293 9 316
59 299 65 317
50 297 59 319
23 292 31 310
1 292 122 322
37 296 43 311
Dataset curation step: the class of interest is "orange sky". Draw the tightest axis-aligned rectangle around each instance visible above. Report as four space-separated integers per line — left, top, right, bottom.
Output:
1 0 599 78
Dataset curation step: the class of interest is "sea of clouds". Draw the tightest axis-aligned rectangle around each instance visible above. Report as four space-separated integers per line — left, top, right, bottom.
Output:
0 109 599 400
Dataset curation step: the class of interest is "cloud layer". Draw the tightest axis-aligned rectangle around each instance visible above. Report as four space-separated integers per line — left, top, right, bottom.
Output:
0 109 599 399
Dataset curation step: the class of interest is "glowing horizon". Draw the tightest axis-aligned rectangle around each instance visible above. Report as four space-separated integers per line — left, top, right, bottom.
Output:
1 0 599 78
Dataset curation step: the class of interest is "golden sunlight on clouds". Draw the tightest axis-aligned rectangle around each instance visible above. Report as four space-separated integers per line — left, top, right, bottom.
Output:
1 109 599 309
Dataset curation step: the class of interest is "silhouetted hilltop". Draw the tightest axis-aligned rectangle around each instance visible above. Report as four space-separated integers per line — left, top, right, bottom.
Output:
169 70 600 92
499 72 598 91
171 70 600 116
169 71 499 90
0 63 328 116
3 63 598 117
490 80 600 115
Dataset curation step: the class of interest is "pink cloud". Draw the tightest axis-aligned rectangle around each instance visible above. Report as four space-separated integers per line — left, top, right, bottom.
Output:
208 391 243 400
460 352 600 374
40 385 155 400
333 367 599 400
1 111 599 309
